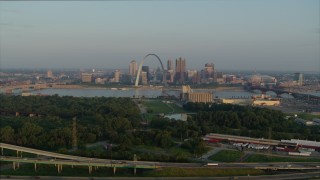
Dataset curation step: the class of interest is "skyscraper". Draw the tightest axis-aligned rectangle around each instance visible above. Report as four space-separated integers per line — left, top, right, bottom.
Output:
129 60 138 77
175 57 186 83
114 70 120 83
204 63 214 79
141 72 148 85
167 59 173 71
294 73 303 86
47 70 53 78
142 66 150 81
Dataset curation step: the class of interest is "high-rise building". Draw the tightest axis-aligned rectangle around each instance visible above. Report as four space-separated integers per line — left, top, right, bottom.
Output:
187 70 197 82
141 71 148 85
129 60 138 77
175 57 186 83
167 70 175 83
167 59 173 71
142 66 150 81
294 73 303 86
47 70 53 78
204 63 214 79
114 70 120 83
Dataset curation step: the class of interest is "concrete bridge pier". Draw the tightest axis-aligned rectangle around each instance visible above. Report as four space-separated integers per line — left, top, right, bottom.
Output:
34 163 37 172
88 166 92 174
57 164 63 173
16 150 22 157
134 166 136 175
1 148 3 155
113 167 116 175
12 162 20 170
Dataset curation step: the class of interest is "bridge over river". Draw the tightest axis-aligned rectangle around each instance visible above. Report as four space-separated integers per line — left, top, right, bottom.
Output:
246 86 320 104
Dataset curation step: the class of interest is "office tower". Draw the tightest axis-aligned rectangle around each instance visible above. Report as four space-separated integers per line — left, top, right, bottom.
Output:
204 63 214 79
114 70 120 83
175 57 186 83
47 70 53 78
142 66 150 81
129 60 138 77
141 71 148 85
167 59 173 71
294 73 303 86
155 67 163 82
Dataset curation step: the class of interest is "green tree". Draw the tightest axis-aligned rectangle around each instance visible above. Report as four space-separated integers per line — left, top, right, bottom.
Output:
0 126 15 143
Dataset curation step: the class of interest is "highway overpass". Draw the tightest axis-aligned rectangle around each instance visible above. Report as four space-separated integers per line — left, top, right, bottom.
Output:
1 143 320 175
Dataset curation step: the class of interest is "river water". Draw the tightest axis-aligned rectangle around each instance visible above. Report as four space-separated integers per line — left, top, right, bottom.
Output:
26 88 295 99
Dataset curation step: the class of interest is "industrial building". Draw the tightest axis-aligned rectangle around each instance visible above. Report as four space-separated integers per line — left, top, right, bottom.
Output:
181 85 213 103
221 94 280 106
203 133 320 153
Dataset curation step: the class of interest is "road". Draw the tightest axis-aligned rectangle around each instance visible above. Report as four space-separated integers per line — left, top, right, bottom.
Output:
1 171 320 180
1 142 320 175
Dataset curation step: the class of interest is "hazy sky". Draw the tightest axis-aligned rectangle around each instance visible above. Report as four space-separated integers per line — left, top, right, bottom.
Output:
0 0 319 71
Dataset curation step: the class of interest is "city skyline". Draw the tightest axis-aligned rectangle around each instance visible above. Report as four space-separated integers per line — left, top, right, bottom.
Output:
0 0 319 71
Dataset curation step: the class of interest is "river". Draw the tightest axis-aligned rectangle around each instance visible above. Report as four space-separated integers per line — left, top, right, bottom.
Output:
25 88 295 99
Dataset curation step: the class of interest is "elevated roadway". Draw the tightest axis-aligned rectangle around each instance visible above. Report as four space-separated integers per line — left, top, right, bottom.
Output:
205 133 280 146
1 142 320 175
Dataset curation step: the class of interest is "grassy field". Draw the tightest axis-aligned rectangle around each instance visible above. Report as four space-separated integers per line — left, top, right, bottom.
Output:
208 150 244 162
142 100 173 113
143 113 157 121
245 154 320 163
166 103 186 113
0 162 265 177
142 100 186 114
143 167 265 177
0 163 133 177
132 145 193 162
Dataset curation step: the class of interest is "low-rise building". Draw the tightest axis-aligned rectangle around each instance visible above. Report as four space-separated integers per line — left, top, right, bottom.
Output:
186 92 213 103
181 85 213 103
81 73 92 83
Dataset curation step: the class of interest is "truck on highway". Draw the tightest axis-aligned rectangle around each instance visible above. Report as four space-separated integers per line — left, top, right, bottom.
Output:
204 163 218 166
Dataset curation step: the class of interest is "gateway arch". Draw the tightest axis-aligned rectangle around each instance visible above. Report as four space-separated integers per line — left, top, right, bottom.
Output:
135 54 167 87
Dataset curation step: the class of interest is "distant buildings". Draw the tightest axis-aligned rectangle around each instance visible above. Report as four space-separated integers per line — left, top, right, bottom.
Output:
114 70 120 83
247 75 277 87
47 70 53 78
294 73 304 86
181 85 213 103
204 63 214 79
142 66 150 82
186 92 213 103
81 73 92 83
221 94 280 106
167 59 173 71
141 71 148 85
129 60 138 77
175 57 186 83
252 94 280 106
